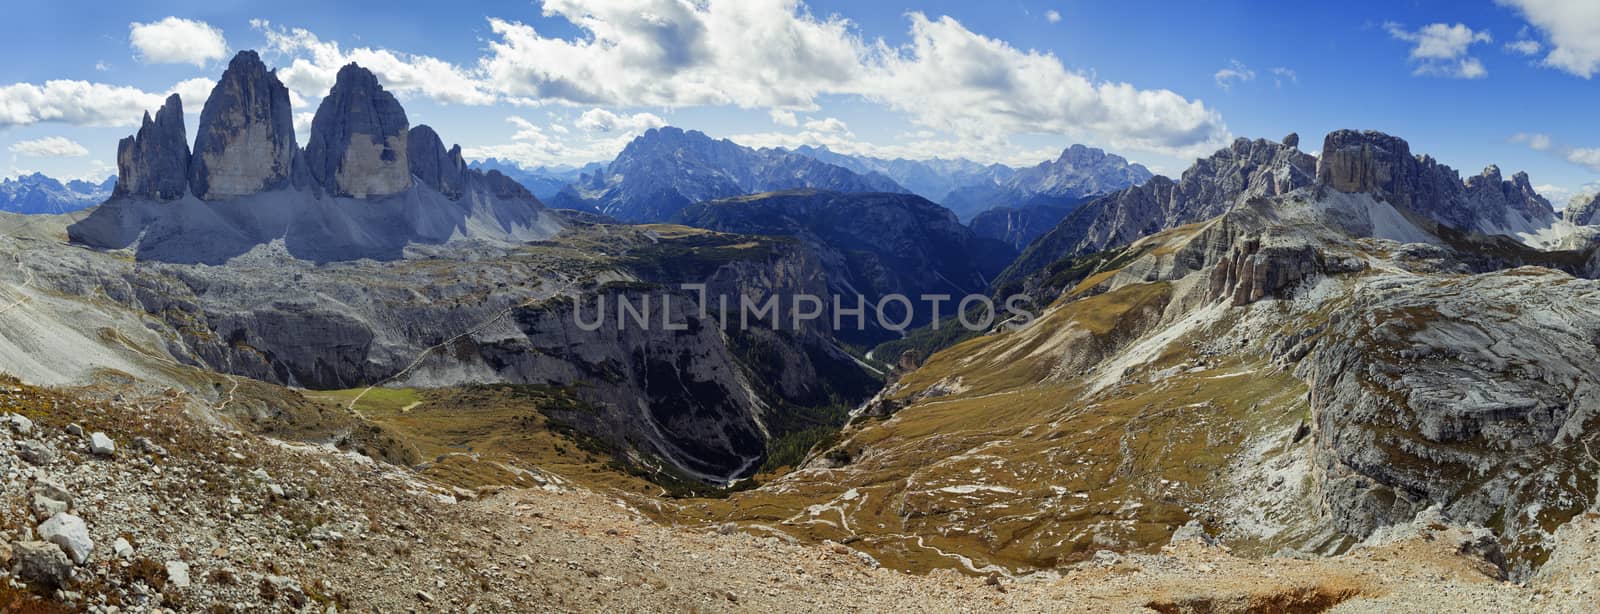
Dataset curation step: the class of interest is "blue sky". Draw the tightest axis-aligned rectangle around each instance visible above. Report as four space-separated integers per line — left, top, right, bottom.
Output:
3 0 1598 204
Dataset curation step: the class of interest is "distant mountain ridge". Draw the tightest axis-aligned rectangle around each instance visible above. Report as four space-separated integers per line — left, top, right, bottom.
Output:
552 127 907 222
789 145 1015 205
469 158 603 202
941 144 1154 221
787 144 1153 223
0 173 115 214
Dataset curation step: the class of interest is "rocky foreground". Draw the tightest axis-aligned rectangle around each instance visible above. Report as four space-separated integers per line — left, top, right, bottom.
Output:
2 376 1597 613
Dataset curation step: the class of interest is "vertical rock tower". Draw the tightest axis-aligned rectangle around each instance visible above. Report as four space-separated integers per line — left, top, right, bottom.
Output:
114 94 189 200
304 64 411 199
188 51 299 200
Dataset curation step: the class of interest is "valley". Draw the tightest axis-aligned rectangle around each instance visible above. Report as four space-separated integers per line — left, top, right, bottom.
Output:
3 8 1600 608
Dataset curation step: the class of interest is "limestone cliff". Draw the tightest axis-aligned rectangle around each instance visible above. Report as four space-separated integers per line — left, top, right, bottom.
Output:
304 64 411 199
114 94 189 200
188 51 300 200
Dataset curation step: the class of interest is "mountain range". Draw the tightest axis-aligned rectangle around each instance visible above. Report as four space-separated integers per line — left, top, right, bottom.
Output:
12 46 1600 612
551 127 906 222
0 173 115 215
468 158 603 202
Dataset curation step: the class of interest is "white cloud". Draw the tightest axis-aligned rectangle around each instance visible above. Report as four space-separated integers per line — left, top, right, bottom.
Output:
253 20 495 105
802 116 849 134
463 115 642 168
0 76 215 128
1505 39 1542 56
1567 148 1600 172
1269 67 1298 87
1045 10 1062 24
478 4 1228 158
1497 0 1600 78
769 109 798 127
1385 22 1493 79
1511 132 1553 151
8 137 89 158
865 13 1229 157
1214 60 1255 91
0 80 162 127
129 17 229 67
574 108 666 133
94 61 111 72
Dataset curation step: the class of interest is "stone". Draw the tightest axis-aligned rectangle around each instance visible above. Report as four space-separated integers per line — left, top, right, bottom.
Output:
189 51 299 200
304 63 411 199
113 537 134 559
34 477 72 505
65 423 83 437
416 590 434 603
11 541 73 587
31 494 69 521
132 437 168 457
36 513 93 565
89 432 115 456
115 94 190 200
165 561 191 588
16 441 54 465
1169 520 1218 546
6 412 34 434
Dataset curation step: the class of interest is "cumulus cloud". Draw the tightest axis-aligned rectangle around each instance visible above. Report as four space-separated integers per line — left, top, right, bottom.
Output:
253 19 495 105
1046 10 1062 24
8 137 89 157
1214 60 1255 91
866 13 1229 157
1496 0 1600 78
463 115 642 168
1567 148 1600 172
573 108 666 133
479 3 1229 157
1385 22 1493 79
769 109 798 127
129 17 229 67
1511 132 1553 151
0 81 162 127
0 76 217 128
1505 39 1542 56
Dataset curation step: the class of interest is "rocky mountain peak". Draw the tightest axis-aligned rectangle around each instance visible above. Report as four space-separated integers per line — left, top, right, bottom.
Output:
1283 132 1300 148
114 93 189 200
188 50 299 200
304 63 411 199
406 125 466 198
1318 129 1556 234
1567 193 1600 226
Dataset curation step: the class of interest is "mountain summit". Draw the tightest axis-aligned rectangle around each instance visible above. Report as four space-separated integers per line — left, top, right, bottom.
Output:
553 127 906 222
67 51 559 263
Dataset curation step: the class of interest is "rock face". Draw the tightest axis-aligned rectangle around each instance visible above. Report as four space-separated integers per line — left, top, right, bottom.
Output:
189 51 299 200
1567 193 1600 226
114 94 189 200
1317 130 1557 235
554 127 907 222
968 202 1080 250
407 125 467 199
305 64 411 199
1297 269 1600 579
999 137 1315 289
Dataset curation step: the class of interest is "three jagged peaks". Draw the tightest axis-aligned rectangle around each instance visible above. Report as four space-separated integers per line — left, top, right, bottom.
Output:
113 50 486 204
